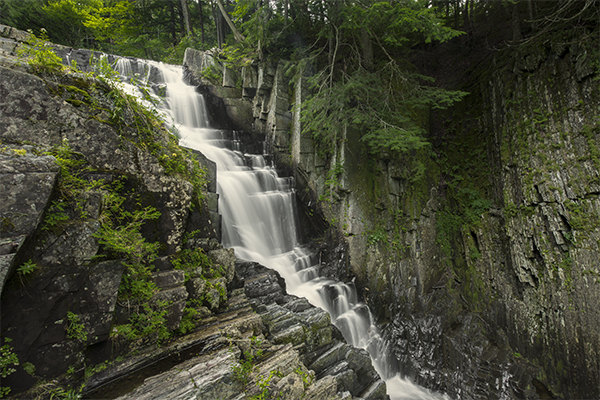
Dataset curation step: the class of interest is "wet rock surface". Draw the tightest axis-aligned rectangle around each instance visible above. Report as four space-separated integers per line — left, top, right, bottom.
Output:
0 32 221 395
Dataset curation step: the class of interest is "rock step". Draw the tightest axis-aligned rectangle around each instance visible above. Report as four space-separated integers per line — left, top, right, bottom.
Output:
115 346 243 400
83 293 261 397
309 342 349 375
151 270 185 289
359 379 388 400
0 148 59 292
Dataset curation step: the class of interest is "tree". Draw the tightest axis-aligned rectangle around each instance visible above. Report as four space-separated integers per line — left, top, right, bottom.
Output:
0 0 47 36
180 0 193 37
215 0 245 42
296 0 466 158
196 0 205 44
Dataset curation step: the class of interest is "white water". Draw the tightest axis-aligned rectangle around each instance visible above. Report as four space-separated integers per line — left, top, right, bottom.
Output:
112 59 448 400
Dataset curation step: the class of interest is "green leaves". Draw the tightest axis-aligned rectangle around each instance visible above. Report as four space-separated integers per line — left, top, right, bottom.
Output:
302 65 466 159
17 260 38 277
96 203 161 267
0 337 19 397
82 1 136 43
345 0 462 48
66 311 88 343
16 29 65 75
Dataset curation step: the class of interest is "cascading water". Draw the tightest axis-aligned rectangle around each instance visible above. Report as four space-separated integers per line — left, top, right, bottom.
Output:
113 58 449 400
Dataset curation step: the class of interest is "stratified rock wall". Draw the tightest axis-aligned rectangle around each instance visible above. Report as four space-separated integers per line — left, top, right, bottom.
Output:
189 29 600 399
477 39 600 398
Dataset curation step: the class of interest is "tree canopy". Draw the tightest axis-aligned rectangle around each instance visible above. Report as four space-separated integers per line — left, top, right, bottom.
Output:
1 0 596 159
0 0 219 61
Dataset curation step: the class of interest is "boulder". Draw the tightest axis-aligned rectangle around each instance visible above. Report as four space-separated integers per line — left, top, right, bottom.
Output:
152 270 185 290
304 375 339 400
185 277 207 301
0 67 63 147
208 247 236 281
153 286 188 330
0 147 59 292
182 48 218 86
115 347 243 400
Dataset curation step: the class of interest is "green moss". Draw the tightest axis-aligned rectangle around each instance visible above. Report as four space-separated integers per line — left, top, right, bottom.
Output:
435 210 462 258
556 359 564 375
505 202 518 218
66 311 88 343
565 199 599 231
0 217 15 233
560 254 573 291
581 121 600 170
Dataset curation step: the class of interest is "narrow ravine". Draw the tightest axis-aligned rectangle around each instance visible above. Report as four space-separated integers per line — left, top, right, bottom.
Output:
115 58 448 400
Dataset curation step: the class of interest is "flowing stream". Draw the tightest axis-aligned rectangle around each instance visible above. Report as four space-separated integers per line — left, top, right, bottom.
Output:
114 58 448 400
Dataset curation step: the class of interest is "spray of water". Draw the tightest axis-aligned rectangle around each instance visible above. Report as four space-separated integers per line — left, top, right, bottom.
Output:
111 58 448 400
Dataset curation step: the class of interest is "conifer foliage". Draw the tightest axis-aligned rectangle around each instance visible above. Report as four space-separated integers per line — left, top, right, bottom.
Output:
230 0 467 158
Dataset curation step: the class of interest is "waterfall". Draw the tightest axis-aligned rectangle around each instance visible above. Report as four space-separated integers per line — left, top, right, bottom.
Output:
113 58 448 400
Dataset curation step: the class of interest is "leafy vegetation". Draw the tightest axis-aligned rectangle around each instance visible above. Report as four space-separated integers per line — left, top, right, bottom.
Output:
172 247 212 281
176 307 200 335
0 338 19 398
16 28 64 74
294 367 313 390
17 260 38 277
231 340 263 387
1 0 217 63
290 1 467 160
11 33 213 347
250 369 284 400
66 312 88 343
42 140 169 343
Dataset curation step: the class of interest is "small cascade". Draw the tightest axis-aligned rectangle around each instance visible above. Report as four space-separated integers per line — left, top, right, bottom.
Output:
110 57 448 400
114 57 132 78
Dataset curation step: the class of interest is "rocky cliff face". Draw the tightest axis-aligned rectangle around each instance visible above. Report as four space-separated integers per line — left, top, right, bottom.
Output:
0 25 387 400
474 37 600 398
188 26 600 399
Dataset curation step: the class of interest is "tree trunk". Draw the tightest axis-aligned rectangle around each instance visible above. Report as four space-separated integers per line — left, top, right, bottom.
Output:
180 0 193 36
214 0 245 42
197 0 205 45
212 1 224 48
454 0 459 29
527 0 534 32
512 0 522 41
360 27 373 70
169 1 177 46
176 0 185 35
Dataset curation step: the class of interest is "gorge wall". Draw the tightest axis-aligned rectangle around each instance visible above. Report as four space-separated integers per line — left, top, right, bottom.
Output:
187 25 600 399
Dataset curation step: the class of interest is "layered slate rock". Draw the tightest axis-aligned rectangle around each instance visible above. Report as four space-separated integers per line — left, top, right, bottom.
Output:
101 263 388 400
182 47 218 87
193 20 600 400
0 24 31 56
1 258 125 390
0 28 390 400
151 270 188 330
236 261 388 400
